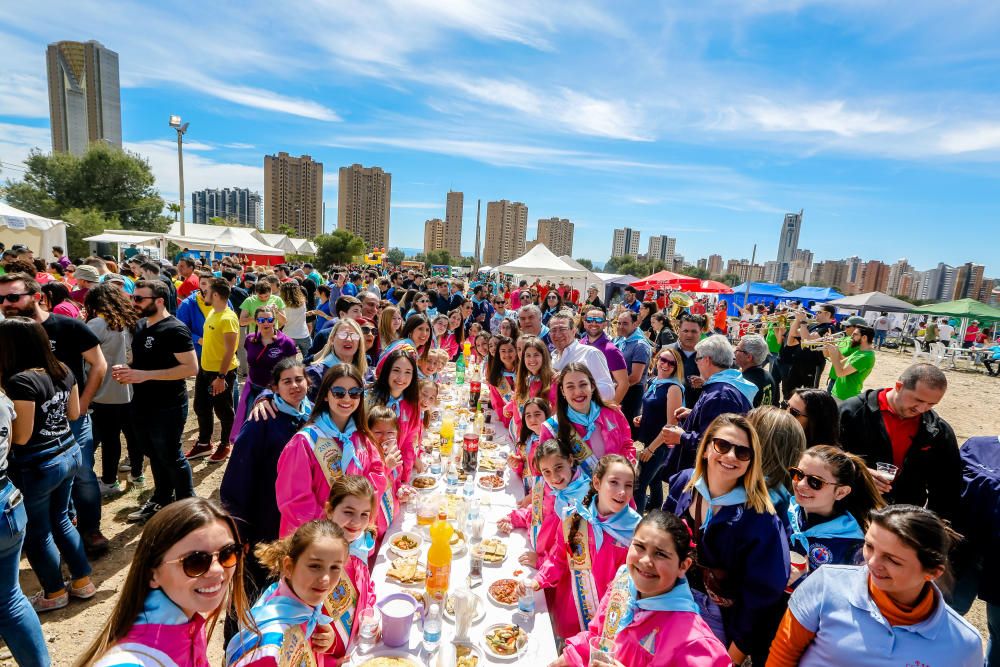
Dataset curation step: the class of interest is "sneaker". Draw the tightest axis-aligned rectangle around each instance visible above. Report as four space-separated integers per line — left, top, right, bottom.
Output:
127 501 162 523
98 480 122 498
185 442 214 460
119 457 132 472
83 531 110 559
66 579 97 599
129 473 145 487
30 590 68 613
208 443 232 464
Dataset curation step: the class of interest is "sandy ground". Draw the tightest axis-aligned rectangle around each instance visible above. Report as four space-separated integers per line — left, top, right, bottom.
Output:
9 349 996 666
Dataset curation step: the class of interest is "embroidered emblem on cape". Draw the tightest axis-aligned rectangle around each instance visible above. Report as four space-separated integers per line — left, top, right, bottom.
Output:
809 544 833 567
638 629 658 654
278 625 316 667
325 572 358 650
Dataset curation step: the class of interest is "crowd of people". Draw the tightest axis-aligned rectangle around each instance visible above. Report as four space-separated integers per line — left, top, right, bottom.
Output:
0 243 995 666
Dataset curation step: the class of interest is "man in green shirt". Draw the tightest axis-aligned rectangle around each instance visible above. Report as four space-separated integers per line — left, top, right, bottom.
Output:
238 281 286 332
826 324 876 400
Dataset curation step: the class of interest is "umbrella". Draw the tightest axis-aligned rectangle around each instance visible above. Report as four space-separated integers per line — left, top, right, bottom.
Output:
911 298 1000 322
825 291 914 314
630 270 700 291
691 279 734 294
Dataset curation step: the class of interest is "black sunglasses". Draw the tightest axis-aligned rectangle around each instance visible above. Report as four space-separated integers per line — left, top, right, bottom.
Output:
330 386 364 399
162 542 243 578
789 467 840 491
360 326 375 334
779 401 806 419
711 437 753 462
132 295 154 303
1 292 34 303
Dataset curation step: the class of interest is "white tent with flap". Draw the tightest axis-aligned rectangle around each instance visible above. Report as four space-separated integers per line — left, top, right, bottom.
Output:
0 202 68 261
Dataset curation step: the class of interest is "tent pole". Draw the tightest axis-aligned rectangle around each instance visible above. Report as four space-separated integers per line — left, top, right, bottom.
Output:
743 243 756 312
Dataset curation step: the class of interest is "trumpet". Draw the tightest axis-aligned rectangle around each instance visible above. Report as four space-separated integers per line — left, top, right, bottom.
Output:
800 332 846 349
668 291 694 319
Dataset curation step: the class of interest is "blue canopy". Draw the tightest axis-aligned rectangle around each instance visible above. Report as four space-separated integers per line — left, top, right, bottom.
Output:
728 283 790 316
784 286 844 302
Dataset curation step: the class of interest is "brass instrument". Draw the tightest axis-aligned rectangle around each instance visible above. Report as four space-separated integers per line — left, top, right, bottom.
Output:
800 331 846 349
668 291 694 319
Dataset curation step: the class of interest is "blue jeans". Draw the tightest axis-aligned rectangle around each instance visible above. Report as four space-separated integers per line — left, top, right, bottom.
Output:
70 414 102 534
133 403 194 507
13 445 93 594
635 444 669 513
873 329 887 348
0 482 50 666
949 557 999 667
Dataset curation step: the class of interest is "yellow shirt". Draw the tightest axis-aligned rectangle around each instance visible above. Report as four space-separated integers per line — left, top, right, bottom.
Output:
201 308 240 372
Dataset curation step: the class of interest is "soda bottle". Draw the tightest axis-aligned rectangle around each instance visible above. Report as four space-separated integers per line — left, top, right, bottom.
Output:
468 364 481 408
455 353 466 385
462 433 479 474
439 411 455 457
426 517 453 599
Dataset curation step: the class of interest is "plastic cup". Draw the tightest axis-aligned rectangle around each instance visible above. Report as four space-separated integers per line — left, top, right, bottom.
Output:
876 462 899 481
589 636 616 666
786 551 808 591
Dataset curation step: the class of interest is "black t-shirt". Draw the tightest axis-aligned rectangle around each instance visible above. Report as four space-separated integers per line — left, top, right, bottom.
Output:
230 285 250 312
6 368 77 452
131 315 195 407
741 365 777 407
798 321 834 366
41 313 101 394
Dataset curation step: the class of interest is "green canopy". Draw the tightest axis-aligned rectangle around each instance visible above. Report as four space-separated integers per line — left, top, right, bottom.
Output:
911 298 1000 322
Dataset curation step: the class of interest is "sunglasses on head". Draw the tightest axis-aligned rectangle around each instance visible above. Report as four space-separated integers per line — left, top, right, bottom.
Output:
584 316 605 323
711 437 753 462
789 466 840 491
161 542 242 578
330 386 364 399
256 317 275 324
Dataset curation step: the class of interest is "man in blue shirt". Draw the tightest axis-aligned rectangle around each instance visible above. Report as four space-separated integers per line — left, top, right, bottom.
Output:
341 272 361 297
622 285 642 313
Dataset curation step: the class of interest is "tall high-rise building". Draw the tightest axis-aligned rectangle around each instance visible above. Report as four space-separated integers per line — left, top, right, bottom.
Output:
951 262 985 300
191 188 262 228
887 259 913 296
788 249 814 283
337 164 391 249
423 218 445 255
859 260 890 294
814 260 848 291
707 254 723 276
647 235 676 263
696 258 708 271
46 40 122 155
611 227 640 258
483 200 528 265
536 217 575 257
775 209 803 282
444 191 463 258
264 152 324 238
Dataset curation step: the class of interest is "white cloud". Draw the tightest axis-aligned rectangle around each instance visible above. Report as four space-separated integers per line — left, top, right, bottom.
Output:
714 97 921 138
937 124 1000 154
124 140 262 205
180 74 340 122
0 74 49 118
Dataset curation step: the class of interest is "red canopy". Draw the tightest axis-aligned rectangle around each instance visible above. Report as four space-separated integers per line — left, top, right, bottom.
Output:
691 280 734 294
630 270 701 291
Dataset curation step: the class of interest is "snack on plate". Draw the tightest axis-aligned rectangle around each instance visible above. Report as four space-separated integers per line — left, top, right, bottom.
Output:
488 579 519 606
412 475 436 489
450 529 466 548
480 538 507 563
386 556 426 584
392 534 418 551
478 456 501 472
456 644 479 667
484 624 526 655
478 474 505 490
356 657 422 667
479 439 498 451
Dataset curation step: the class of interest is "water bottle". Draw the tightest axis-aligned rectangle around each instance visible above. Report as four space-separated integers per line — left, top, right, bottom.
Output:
518 576 536 615
446 462 459 489
422 601 442 652
463 476 475 499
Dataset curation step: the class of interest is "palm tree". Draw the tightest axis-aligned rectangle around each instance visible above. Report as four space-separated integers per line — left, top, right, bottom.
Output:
167 202 181 222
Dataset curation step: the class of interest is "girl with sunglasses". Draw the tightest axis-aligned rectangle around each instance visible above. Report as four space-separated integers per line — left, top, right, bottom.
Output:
784 388 840 448
276 364 386 537
539 363 636 478
486 335 518 427
232 307 298 441
662 414 789 666
633 347 686 512
306 319 368 402
403 290 432 320
508 337 556 434
785 445 884 590
80 498 253 666
226 520 348 667
368 347 423 482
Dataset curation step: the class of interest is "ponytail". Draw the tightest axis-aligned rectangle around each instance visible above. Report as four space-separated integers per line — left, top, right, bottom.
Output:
255 520 348 577
566 455 635 552
803 445 885 529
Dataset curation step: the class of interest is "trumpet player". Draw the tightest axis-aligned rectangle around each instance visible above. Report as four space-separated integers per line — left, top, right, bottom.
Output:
825 324 876 401
781 304 836 399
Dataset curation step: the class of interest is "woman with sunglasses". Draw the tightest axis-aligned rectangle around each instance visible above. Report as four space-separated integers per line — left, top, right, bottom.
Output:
276 364 386 537
233 307 298 441
662 413 789 665
368 347 423 482
78 497 253 666
541 291 564 326
783 388 840 447
305 319 368 402
403 290 431 320
633 347 686 512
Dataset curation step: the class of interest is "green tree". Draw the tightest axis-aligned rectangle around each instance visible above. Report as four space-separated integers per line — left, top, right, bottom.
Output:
679 266 710 279
575 258 594 270
314 229 366 267
720 273 742 286
64 207 121 259
277 223 295 237
167 202 181 222
387 247 405 265
426 250 453 267
1 144 170 232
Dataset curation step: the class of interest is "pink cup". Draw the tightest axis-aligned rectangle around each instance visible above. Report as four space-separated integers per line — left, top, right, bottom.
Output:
376 592 423 648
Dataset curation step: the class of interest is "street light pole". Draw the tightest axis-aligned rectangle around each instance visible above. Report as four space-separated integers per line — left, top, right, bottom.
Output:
169 115 190 236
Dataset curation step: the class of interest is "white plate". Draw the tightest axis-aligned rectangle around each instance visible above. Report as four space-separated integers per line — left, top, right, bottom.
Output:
476 474 506 492
444 593 486 624
452 641 485 667
411 475 439 492
351 649 424 667
486 578 519 608
481 623 529 661
478 539 509 566
387 531 423 558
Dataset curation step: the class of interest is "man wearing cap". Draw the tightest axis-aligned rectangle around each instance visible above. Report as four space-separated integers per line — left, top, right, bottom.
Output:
70 264 101 304
583 284 604 310
824 314 868 392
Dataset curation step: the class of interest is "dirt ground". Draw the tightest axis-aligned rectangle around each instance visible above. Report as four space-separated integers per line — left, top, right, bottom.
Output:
9 349 996 666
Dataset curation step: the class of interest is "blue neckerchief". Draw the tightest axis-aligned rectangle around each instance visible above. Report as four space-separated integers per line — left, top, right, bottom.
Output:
693 476 747 527
551 468 592 519
540 324 550 338
225 582 332 665
321 352 339 368
135 589 190 626
613 328 648 353
576 496 641 551
386 394 402 417
349 531 375 560
274 395 312 422
643 377 683 401
527 374 540 386
615 566 700 631
502 370 516 386
566 401 601 441
787 499 864 553
705 368 759 404
312 413 361 471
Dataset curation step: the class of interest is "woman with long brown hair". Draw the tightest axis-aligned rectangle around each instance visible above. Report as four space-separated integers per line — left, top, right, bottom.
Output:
633 346 686 512
278 282 310 357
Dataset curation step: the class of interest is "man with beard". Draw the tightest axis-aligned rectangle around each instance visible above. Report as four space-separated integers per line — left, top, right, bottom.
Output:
0 272 111 557
112 280 199 523
582 307 629 404
825 324 876 401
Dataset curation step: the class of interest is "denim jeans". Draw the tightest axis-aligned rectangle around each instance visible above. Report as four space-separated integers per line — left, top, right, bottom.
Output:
13 445 93 594
133 403 194 507
0 482 50 667
634 444 670 513
949 557 999 667
69 414 101 534
91 402 143 482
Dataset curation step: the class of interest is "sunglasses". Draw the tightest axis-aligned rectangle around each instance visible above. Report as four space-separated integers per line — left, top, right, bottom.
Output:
132 295 154 303
162 542 242 578
256 317 275 324
779 401 806 419
711 437 753 462
330 386 364 399
789 466 840 491
360 326 375 334
584 316 606 324
335 331 361 341
417 299 429 303
1 292 33 303
657 356 676 365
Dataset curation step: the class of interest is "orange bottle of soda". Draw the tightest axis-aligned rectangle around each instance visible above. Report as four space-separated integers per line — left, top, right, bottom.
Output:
425 516 453 598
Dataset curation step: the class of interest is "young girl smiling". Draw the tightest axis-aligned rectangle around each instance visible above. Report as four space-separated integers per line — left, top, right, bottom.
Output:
508 397 552 494
507 336 555 431
486 335 518 427
368 347 423 481
365 407 406 542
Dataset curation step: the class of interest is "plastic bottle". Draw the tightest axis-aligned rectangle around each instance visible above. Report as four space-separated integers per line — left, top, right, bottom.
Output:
518 576 536 615
463 476 475 499
422 600 443 652
446 461 459 489
455 352 466 385
426 518 454 599
439 411 455 457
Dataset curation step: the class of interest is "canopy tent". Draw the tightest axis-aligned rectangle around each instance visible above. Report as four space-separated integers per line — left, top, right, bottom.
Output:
594 273 639 304
691 279 734 294
166 222 284 257
825 291 914 314
83 231 163 246
630 270 700 291
0 202 68 261
289 238 317 256
911 298 1000 322
492 244 588 278
558 256 604 290
784 285 844 303
256 232 299 253
727 282 790 316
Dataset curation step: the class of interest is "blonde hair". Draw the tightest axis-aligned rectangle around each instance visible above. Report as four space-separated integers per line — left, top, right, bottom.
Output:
378 306 401 348
317 318 368 378
651 346 685 383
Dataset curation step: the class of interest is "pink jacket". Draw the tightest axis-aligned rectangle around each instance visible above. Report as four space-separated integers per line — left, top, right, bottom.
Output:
326 554 376 660
393 399 422 483
562 589 732 667
488 374 516 427
276 428 387 537
507 478 560 571
506 379 557 436
539 406 636 467
94 590 209 667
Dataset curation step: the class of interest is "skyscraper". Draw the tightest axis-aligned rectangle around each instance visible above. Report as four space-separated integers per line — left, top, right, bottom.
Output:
337 164 391 249
887 259 913 296
611 227 640 258
535 217 575 257
647 235 676 263
707 254 723 276
46 40 122 155
191 188 262 228
264 152 324 238
423 218 445 255
444 191 463 258
952 262 985 300
775 210 803 282
484 200 527 265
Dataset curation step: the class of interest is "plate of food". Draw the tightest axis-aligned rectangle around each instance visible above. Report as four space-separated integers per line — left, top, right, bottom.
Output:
478 455 503 472
385 556 426 586
352 650 424 667
450 529 467 557
481 623 528 660
453 641 484 667
481 425 496 438
411 475 438 491
487 579 518 608
444 593 486 624
477 473 505 491
479 439 499 451
480 538 508 565
388 531 423 558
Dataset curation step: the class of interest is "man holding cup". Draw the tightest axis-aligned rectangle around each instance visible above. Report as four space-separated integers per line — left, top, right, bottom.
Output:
837 363 961 520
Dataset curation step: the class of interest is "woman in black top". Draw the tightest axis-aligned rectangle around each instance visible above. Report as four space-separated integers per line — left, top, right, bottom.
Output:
0 317 94 612
648 311 678 353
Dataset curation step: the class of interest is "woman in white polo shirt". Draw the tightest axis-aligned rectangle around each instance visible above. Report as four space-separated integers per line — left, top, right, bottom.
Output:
768 504 983 666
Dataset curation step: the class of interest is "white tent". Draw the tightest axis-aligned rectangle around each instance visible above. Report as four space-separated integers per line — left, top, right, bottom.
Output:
166 222 284 255
0 202 68 261
256 232 299 253
493 244 588 278
289 238 317 256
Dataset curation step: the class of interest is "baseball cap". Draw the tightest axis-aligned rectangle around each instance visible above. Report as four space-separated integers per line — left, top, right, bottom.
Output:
844 316 867 327
104 273 127 285
74 265 101 283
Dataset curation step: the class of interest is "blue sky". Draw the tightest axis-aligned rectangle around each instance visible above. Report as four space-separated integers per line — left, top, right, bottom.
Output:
1 1 999 274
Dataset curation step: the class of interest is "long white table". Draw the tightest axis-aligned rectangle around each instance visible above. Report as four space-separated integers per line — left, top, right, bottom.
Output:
356 412 559 665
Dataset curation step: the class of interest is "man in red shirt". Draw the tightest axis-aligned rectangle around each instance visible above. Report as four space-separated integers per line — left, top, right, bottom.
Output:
176 257 200 302
963 320 980 348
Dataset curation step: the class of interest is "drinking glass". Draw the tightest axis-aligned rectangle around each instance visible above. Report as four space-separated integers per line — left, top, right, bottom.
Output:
358 608 380 654
876 462 899 481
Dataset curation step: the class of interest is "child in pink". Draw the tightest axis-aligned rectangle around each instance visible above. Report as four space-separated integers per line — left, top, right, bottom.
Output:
506 336 556 433
365 406 406 542
486 336 518 428
507 398 552 497
95 589 211 667
368 348 424 482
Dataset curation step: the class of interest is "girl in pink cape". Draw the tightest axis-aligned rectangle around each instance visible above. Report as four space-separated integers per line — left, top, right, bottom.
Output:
79 498 254 667
506 336 557 435
485 335 518 428
508 398 552 494
276 364 386 537
367 345 424 482
539 362 636 478
521 455 640 639
554 510 730 667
